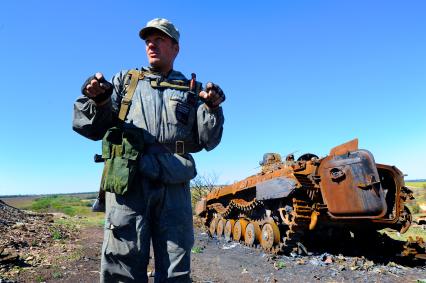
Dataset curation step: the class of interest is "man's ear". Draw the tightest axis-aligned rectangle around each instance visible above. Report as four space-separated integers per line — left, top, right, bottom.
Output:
174 43 180 57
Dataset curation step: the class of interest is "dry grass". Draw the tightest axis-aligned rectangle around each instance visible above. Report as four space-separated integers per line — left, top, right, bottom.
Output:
1 196 38 209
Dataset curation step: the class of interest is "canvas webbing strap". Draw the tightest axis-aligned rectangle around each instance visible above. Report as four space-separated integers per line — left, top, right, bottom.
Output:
118 70 144 121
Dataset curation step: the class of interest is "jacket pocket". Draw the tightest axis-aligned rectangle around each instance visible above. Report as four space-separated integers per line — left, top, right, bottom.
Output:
156 153 197 184
138 154 161 180
168 92 196 129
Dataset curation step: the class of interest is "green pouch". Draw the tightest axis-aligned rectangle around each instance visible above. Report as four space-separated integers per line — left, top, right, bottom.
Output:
100 127 144 195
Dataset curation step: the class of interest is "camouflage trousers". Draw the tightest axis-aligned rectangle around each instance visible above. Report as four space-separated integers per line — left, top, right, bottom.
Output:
100 177 194 283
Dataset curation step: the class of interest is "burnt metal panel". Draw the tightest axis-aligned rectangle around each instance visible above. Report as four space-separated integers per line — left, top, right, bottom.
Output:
329 138 358 156
256 177 296 200
319 149 387 219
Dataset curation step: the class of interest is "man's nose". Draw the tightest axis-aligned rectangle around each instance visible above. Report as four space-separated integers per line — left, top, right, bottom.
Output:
147 41 157 48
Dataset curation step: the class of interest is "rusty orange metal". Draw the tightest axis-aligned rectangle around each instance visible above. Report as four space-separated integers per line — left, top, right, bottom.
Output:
318 148 386 219
196 139 419 255
329 138 359 156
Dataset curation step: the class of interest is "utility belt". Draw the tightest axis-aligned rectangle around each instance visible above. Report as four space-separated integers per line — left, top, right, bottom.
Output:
145 141 198 155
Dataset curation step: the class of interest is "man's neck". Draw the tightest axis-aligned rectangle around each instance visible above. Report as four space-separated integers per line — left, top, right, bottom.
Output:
148 66 173 77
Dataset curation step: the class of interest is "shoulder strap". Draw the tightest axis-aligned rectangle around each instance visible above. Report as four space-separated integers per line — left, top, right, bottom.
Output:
150 79 190 90
118 69 144 121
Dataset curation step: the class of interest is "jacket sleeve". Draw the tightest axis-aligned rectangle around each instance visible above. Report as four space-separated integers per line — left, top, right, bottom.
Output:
72 71 127 140
196 104 224 151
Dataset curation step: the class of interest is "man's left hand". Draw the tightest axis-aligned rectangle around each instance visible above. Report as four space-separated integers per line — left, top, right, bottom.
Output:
199 82 225 109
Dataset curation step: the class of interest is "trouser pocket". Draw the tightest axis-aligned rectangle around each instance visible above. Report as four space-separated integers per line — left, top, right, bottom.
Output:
105 208 137 255
102 207 148 281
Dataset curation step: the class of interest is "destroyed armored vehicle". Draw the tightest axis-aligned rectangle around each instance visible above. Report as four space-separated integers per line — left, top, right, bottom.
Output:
195 139 415 254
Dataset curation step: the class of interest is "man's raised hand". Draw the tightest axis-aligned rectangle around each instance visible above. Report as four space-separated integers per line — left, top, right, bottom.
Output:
199 82 225 109
81 72 113 104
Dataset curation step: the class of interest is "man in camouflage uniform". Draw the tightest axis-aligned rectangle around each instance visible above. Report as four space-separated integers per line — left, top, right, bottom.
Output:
73 18 225 282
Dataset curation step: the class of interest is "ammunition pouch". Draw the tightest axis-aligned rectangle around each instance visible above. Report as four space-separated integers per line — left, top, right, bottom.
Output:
101 127 144 195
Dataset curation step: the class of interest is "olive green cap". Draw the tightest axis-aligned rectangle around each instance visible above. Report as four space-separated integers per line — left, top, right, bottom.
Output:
139 18 180 43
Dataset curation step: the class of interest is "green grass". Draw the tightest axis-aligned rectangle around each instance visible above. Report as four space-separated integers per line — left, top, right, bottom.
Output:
30 195 84 215
52 271 63 279
191 246 204 254
53 209 105 228
406 182 426 189
28 195 105 228
406 182 426 201
51 228 63 240
405 182 426 218
384 226 426 241
30 195 96 216
274 261 286 269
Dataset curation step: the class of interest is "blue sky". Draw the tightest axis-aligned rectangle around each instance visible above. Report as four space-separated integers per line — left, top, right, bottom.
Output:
0 1 425 195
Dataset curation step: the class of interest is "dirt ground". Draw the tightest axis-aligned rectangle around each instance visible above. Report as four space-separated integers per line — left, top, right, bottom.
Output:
2 225 426 283
191 232 426 283
1 226 102 283
0 198 425 283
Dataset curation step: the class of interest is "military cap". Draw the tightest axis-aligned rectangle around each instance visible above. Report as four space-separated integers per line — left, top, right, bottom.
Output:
139 18 180 43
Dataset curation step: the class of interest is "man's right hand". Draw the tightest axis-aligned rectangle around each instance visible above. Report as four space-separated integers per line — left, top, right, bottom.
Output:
199 82 225 109
81 72 113 104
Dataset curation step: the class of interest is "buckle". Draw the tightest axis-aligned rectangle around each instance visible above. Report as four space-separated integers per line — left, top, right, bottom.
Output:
176 141 185 155
121 99 132 106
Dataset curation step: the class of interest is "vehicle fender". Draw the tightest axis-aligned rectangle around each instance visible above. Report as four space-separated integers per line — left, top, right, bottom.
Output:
256 177 296 200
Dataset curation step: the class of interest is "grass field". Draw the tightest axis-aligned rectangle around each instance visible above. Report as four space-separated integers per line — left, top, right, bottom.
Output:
1 196 39 209
1 193 104 228
404 181 426 219
1 193 98 209
2 183 425 237
406 182 426 201
405 181 426 189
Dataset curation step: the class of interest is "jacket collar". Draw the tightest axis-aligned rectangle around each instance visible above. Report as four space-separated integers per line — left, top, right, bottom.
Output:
143 67 186 81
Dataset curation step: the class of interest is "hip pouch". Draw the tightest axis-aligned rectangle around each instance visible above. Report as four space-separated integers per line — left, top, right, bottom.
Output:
101 127 144 195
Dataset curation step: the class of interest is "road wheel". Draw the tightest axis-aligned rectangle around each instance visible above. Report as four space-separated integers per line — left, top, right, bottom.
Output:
224 219 235 241
233 219 248 241
244 222 261 246
216 219 226 237
260 222 280 250
209 218 218 236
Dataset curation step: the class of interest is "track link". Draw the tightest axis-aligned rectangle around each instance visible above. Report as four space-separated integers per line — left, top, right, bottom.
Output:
207 197 313 255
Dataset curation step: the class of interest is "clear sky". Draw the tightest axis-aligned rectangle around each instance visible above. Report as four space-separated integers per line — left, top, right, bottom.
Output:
0 0 425 195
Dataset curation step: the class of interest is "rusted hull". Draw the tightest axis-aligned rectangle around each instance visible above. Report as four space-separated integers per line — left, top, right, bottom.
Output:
318 149 386 219
196 139 419 255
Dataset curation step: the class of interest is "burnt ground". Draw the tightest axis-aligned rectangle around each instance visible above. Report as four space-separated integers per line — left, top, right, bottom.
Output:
191 232 426 283
1 201 425 283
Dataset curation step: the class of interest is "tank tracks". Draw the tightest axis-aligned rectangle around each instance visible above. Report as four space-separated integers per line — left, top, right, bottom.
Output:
206 199 426 259
206 198 313 254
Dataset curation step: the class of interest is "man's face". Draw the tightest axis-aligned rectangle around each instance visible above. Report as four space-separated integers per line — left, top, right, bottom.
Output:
144 31 179 73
